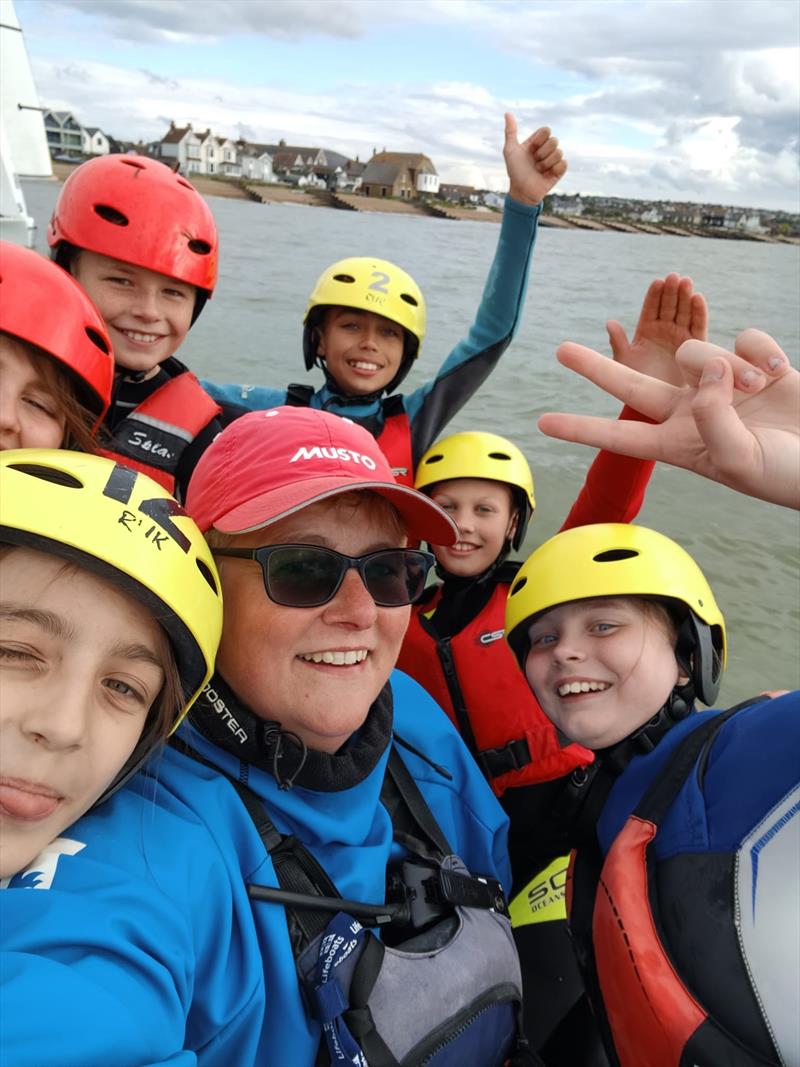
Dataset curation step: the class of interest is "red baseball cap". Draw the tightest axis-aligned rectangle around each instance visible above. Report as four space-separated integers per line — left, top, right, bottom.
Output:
186 407 458 545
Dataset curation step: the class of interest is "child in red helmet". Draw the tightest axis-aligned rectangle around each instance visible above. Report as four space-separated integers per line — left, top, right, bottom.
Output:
0 242 113 452
48 155 223 499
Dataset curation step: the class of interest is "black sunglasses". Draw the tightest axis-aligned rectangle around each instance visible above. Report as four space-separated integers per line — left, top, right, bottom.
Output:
212 544 435 608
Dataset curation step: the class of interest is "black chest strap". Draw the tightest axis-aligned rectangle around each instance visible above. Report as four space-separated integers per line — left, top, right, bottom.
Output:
286 383 315 407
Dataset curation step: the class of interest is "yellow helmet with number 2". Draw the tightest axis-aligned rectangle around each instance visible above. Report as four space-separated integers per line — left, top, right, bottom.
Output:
505 523 726 706
0 449 222 725
416 431 535 550
303 256 426 390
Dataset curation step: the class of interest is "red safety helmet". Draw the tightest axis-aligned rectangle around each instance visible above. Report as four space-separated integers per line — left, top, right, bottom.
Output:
0 242 114 425
48 156 218 303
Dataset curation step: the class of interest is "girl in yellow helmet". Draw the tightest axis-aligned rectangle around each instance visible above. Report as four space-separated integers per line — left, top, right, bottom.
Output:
398 274 712 1062
0 449 222 880
203 114 568 487
505 522 798 1067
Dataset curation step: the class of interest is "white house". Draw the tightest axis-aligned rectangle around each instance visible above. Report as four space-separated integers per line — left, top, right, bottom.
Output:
240 149 273 182
482 191 506 210
550 194 584 217
218 137 241 177
81 127 110 156
159 123 204 173
43 110 83 156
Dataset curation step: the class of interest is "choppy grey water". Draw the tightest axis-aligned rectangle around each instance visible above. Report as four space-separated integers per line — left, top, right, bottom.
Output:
24 180 800 705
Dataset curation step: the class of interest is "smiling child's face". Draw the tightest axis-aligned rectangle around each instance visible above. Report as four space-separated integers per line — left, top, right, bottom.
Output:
72 251 195 375
428 478 517 576
524 597 684 750
315 307 405 395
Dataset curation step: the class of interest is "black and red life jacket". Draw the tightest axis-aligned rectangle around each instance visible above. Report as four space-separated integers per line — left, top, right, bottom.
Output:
398 580 592 797
100 363 221 493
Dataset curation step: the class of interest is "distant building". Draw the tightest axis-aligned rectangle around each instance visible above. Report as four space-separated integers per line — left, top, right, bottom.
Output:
724 208 765 234
239 144 273 183
81 127 110 156
267 142 329 175
481 191 506 210
702 211 725 228
439 183 477 205
43 110 83 156
360 152 439 199
549 194 584 217
159 122 203 173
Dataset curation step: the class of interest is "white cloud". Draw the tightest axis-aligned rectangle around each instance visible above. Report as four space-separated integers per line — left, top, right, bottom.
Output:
26 0 800 211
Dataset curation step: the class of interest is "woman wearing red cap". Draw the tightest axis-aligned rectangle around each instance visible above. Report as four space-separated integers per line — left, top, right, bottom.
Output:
1 407 532 1067
0 242 113 452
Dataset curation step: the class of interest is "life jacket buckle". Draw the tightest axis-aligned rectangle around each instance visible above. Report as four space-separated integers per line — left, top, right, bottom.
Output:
387 859 509 931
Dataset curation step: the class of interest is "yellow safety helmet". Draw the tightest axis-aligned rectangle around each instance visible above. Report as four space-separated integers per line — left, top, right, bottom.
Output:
0 450 223 790
416 432 535 550
505 523 726 706
303 256 426 390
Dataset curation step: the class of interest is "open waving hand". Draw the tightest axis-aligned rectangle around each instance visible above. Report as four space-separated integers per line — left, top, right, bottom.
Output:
607 273 708 387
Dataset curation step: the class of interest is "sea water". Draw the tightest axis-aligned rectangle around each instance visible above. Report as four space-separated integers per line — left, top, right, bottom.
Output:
23 180 800 704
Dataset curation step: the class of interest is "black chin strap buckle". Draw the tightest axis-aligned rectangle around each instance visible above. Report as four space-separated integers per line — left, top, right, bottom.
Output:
259 721 308 790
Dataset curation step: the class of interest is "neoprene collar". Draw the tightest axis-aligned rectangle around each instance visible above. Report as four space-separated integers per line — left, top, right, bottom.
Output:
189 672 394 792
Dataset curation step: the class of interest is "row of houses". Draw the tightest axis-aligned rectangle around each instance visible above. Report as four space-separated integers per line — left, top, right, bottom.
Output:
547 192 774 234
42 111 445 201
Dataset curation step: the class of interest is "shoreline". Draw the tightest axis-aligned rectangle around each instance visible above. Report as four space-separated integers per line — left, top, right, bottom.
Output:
48 163 799 243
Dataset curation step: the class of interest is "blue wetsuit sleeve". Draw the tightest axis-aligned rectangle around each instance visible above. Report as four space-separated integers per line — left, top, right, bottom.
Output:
0 786 264 1067
200 379 289 411
404 197 541 464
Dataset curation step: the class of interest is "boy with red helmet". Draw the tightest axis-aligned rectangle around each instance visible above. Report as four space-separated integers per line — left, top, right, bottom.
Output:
48 154 223 498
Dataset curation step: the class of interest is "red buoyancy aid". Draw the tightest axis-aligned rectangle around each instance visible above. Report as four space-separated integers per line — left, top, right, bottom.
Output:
376 394 414 487
99 369 221 493
565 704 785 1067
397 582 592 796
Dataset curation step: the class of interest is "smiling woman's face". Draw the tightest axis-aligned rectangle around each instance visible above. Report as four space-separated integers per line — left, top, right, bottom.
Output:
524 597 682 750
214 493 411 753
0 548 166 878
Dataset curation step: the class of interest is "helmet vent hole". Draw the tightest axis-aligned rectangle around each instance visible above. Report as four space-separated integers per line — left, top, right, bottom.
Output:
196 558 219 595
510 576 528 596
400 293 418 306
94 204 129 227
488 452 511 461
85 327 110 354
7 462 83 489
424 454 445 465
120 158 145 170
188 238 212 256
177 178 194 190
332 273 356 283
593 548 639 563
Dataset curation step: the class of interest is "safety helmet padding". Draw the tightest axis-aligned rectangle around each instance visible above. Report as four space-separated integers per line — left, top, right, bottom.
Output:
303 257 426 391
505 523 726 706
0 242 114 425
0 449 222 723
47 156 218 302
416 432 535 550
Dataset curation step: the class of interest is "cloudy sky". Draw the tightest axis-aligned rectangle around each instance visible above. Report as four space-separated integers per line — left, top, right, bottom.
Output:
14 0 800 211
